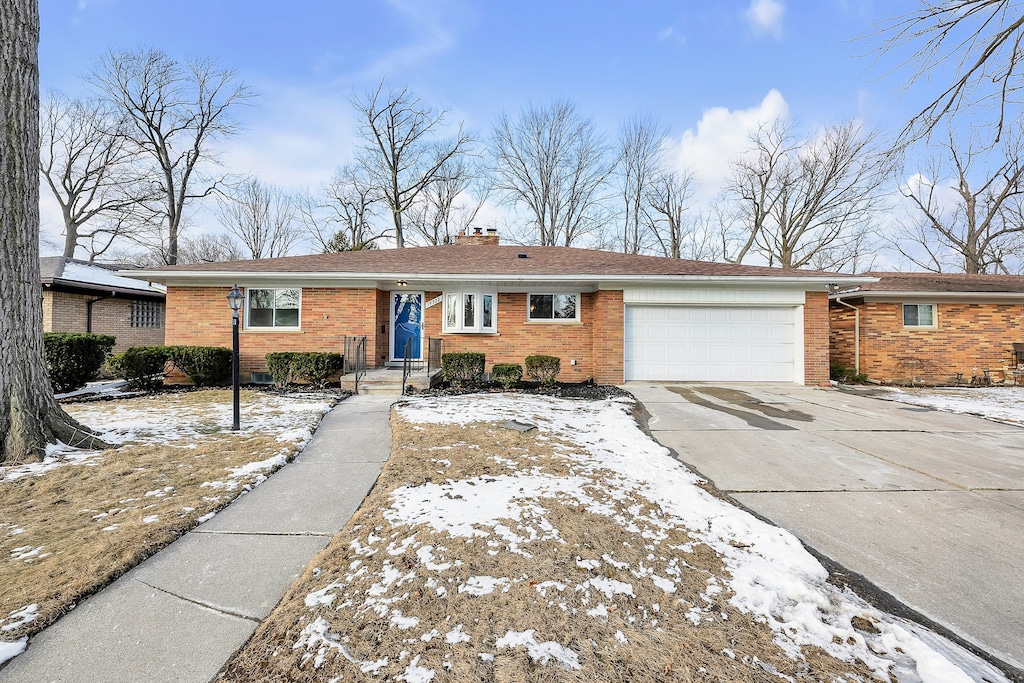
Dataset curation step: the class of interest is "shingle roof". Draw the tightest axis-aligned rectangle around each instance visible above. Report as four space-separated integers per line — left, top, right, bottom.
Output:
40 257 166 296
132 245 848 279
851 271 1024 294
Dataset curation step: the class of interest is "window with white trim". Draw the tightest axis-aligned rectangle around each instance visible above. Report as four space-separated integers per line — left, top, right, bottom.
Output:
246 288 301 329
902 303 936 328
442 290 496 333
528 293 579 322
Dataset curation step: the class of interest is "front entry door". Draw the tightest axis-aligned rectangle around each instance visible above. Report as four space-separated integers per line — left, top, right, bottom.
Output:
391 292 423 362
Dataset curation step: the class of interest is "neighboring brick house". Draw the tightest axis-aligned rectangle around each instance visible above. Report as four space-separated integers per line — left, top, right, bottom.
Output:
41 257 166 352
830 272 1024 383
126 231 870 385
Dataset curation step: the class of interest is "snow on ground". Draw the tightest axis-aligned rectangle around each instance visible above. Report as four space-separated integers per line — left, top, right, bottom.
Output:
296 393 1008 683
0 392 334 483
874 386 1024 427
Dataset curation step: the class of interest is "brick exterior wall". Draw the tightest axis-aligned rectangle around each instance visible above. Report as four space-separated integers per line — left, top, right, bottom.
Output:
803 291 830 385
829 299 1024 382
421 291 611 383
165 286 380 378
42 290 165 352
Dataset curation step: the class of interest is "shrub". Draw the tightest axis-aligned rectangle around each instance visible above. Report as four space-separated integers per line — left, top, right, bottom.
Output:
43 332 116 393
292 352 344 388
441 352 486 388
108 346 171 391
491 363 522 390
830 362 867 384
265 351 344 389
525 354 561 386
265 352 296 388
168 346 233 387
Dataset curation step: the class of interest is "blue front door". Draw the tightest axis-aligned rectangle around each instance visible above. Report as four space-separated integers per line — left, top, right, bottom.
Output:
392 292 423 361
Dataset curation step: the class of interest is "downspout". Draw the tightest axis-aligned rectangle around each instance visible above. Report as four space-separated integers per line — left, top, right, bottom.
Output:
833 296 860 373
86 292 116 333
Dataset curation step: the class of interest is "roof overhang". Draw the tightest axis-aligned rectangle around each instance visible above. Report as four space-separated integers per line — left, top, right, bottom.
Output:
122 270 876 291
43 279 166 299
831 290 1024 303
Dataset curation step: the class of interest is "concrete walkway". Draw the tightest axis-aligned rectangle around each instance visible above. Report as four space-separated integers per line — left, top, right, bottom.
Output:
627 382 1024 674
1 394 395 683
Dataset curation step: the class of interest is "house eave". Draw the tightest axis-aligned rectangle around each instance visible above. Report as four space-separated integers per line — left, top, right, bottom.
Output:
123 270 876 291
831 290 1024 303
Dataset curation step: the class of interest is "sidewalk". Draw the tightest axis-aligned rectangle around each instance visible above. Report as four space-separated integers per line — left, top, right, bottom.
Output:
1 394 395 683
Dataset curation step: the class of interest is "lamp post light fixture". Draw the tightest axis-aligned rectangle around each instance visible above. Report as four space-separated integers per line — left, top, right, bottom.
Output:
227 284 244 431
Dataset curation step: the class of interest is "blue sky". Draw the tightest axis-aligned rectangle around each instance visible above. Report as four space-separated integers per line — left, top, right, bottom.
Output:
37 0 940 254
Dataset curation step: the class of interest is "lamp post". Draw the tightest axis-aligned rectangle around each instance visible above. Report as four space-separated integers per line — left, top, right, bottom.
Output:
227 284 243 431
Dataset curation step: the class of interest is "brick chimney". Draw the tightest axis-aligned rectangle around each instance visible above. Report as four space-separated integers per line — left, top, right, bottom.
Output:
455 227 499 246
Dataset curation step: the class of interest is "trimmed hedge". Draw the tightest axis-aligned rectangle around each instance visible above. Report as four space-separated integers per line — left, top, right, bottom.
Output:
441 352 486 387
265 351 344 388
43 332 116 393
525 354 561 386
108 346 171 391
491 363 522 390
168 346 232 387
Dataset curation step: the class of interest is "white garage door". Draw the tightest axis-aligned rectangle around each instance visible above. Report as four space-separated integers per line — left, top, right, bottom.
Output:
624 305 796 382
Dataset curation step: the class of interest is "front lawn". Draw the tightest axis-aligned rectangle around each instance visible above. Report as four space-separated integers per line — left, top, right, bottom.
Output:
0 389 336 662
219 394 1000 682
873 386 1024 427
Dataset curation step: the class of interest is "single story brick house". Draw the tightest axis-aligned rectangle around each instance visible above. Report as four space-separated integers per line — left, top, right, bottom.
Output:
125 232 870 385
830 272 1024 383
41 257 166 352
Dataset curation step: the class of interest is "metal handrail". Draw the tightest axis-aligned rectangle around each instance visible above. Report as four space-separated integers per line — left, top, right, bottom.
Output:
401 337 413 395
344 335 367 394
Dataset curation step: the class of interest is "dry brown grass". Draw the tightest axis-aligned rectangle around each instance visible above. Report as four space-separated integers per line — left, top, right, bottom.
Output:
219 415 883 682
0 390 330 640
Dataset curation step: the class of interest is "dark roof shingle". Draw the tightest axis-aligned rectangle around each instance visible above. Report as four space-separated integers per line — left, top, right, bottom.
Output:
853 271 1024 294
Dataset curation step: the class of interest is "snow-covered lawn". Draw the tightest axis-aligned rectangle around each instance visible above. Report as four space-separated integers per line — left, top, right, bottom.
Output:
220 393 1008 683
874 386 1024 427
0 389 336 664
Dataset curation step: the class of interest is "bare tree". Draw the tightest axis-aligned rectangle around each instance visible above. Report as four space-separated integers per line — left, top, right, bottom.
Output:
644 168 695 258
297 164 386 253
91 48 255 265
894 126 1024 273
1 0 106 464
489 100 614 246
407 155 489 245
723 120 889 269
878 1 1024 146
617 114 665 254
178 233 246 264
352 81 473 248
216 178 298 259
39 91 154 259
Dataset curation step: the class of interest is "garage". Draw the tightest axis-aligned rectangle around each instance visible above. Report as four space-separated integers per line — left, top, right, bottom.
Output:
624 305 798 382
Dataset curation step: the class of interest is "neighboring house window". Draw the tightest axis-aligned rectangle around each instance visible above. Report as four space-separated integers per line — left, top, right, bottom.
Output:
130 300 163 328
443 290 496 333
528 293 579 322
246 288 301 329
903 303 936 328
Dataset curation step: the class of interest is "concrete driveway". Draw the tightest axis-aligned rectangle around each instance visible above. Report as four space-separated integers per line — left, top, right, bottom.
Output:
627 382 1024 673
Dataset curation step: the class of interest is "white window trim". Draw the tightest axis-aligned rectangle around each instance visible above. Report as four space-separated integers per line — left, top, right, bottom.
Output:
442 289 497 333
244 287 302 330
527 292 581 323
902 303 937 329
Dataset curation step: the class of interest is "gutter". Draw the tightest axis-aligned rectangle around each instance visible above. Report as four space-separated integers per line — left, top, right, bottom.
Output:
832 296 860 373
86 292 116 333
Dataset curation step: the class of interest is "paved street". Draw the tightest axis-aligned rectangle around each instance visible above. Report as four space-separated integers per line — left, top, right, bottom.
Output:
627 382 1024 673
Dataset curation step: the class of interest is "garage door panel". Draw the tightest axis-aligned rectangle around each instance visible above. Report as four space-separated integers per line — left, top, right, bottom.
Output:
624 305 796 382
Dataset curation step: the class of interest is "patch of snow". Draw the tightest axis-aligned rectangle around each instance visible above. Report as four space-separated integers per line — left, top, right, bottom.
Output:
397 655 435 682
196 512 215 524
0 605 38 632
142 515 159 524
445 625 471 644
581 577 634 600
458 576 510 596
875 387 1024 427
495 630 581 671
0 638 27 665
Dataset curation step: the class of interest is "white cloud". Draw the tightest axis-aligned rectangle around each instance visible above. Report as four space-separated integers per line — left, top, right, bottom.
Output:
664 89 790 204
745 0 785 39
656 26 687 46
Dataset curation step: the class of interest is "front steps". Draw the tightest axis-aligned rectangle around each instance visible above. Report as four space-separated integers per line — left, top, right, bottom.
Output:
340 367 435 395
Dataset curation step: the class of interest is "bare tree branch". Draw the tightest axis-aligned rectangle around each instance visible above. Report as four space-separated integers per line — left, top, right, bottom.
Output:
489 100 614 246
216 177 299 259
91 48 255 264
616 114 665 254
352 81 474 248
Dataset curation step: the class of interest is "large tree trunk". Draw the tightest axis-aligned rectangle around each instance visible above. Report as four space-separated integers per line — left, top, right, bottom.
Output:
1 0 106 465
